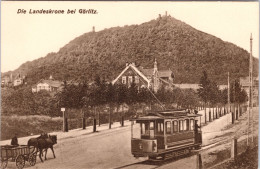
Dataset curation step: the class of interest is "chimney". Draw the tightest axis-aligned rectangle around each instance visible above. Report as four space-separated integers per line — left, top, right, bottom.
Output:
126 62 129 67
158 14 161 19
165 11 167 16
92 26 95 33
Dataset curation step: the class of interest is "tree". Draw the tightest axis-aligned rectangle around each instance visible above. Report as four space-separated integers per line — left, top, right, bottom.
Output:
197 71 212 123
197 71 211 105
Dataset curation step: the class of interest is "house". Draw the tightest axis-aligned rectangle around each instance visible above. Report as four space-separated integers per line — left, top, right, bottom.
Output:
13 73 26 87
173 84 227 91
32 76 63 93
240 76 259 106
112 59 174 92
1 75 11 87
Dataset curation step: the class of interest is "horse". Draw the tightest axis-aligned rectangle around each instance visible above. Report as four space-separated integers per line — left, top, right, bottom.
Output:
42 135 57 161
28 134 57 162
28 133 48 153
27 133 48 162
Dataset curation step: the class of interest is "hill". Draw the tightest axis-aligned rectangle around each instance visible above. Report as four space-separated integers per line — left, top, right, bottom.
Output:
4 14 258 85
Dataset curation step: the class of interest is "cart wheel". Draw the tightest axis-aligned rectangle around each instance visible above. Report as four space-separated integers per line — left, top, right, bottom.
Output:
16 155 25 169
28 154 37 166
1 160 8 169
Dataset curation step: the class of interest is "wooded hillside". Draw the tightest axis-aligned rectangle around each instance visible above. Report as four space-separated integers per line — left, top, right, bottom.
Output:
5 15 258 85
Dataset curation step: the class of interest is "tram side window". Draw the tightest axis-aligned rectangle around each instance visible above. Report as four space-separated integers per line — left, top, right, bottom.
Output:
185 119 190 131
183 120 187 131
166 121 171 134
190 119 194 130
150 122 155 138
179 120 183 132
173 121 178 133
157 122 164 134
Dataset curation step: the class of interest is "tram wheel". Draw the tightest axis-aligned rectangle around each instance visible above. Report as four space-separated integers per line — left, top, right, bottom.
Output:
1 159 8 169
28 154 37 166
16 155 25 169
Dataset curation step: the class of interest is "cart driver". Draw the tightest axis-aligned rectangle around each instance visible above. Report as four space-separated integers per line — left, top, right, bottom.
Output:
11 133 19 146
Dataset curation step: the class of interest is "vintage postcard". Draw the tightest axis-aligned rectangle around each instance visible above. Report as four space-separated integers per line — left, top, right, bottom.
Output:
1 1 259 169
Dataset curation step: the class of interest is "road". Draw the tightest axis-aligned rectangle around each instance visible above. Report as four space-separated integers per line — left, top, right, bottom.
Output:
3 107 258 169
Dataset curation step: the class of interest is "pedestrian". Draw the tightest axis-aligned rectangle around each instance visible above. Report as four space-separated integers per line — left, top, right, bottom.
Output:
11 133 19 146
194 120 200 143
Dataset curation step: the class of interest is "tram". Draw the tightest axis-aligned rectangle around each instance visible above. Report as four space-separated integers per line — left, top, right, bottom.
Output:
131 109 202 160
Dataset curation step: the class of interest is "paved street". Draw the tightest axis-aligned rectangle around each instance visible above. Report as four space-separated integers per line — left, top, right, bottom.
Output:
1 107 258 169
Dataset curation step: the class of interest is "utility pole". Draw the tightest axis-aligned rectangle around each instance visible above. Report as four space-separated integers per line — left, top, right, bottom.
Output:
227 72 230 126
249 34 253 143
228 72 230 113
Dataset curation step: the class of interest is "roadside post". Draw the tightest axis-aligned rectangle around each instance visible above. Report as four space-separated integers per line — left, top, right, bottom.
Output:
231 137 238 162
93 118 97 132
209 109 212 122
236 107 238 120
93 107 97 132
196 153 203 169
82 109 86 130
61 108 68 132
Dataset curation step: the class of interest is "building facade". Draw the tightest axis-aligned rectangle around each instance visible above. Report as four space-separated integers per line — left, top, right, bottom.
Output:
112 60 174 92
240 76 259 106
32 77 63 93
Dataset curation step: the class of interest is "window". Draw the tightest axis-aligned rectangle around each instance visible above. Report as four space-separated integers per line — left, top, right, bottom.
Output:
190 119 194 130
179 120 183 132
150 122 154 130
183 120 187 131
166 121 171 134
185 119 190 131
157 122 164 134
141 123 149 136
128 76 133 84
135 76 139 83
122 76 126 84
173 121 178 133
150 122 155 138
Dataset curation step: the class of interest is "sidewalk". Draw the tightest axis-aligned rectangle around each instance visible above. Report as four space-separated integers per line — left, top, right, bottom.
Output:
0 120 132 146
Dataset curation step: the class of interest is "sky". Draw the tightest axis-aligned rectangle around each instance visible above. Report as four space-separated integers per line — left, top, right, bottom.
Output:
1 1 259 73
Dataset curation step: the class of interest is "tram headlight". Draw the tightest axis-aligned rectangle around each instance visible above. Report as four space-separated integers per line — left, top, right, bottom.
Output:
152 141 157 152
138 142 143 150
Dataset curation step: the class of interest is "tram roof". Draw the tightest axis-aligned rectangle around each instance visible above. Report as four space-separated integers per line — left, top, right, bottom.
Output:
135 109 202 121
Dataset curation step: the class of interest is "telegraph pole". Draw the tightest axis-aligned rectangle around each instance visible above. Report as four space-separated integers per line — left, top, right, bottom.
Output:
249 34 253 142
228 72 230 113
247 34 253 145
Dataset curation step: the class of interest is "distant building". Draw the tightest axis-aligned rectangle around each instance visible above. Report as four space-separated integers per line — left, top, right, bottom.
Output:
13 74 24 87
240 76 259 106
174 84 227 91
1 75 11 87
32 75 63 93
112 59 174 92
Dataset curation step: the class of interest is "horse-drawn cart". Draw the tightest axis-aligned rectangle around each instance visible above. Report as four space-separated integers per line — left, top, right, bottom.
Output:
1 145 37 169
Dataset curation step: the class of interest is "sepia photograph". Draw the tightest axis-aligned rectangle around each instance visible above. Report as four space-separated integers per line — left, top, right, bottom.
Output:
1 1 259 169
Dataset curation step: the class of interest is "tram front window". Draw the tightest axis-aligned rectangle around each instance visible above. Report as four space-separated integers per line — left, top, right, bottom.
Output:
132 121 155 139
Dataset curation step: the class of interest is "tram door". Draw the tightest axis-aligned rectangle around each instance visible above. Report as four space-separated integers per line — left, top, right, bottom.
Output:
150 121 155 138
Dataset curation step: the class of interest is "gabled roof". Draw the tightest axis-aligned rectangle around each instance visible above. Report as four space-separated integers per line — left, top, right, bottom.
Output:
158 70 172 78
139 68 154 77
38 80 63 88
139 67 172 78
112 64 150 85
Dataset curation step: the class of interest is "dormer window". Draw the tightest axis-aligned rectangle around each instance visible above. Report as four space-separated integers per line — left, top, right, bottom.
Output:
122 76 126 84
